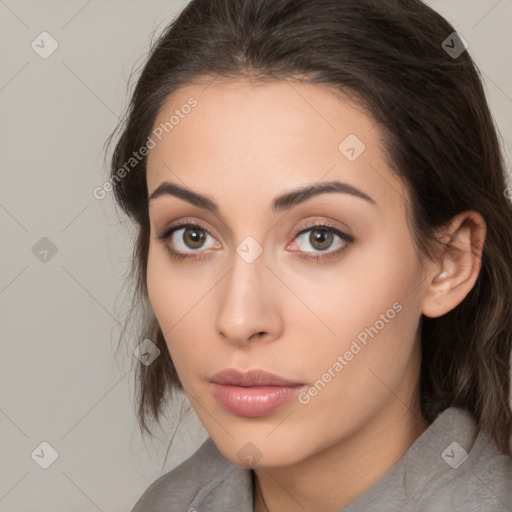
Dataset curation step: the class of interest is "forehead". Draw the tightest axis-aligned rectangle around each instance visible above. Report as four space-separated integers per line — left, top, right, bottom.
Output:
146 79 406 212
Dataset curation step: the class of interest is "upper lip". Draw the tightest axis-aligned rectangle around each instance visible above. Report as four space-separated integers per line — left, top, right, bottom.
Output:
210 368 303 387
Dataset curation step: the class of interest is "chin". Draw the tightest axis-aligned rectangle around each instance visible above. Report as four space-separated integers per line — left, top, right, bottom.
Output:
210 428 313 469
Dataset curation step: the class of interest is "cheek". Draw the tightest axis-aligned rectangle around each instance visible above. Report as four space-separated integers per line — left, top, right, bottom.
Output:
146 242 207 328
291 282 422 445
146 243 215 380
146 245 190 358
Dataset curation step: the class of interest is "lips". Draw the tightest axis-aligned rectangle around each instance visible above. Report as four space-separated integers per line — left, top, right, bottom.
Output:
209 368 305 417
210 368 303 387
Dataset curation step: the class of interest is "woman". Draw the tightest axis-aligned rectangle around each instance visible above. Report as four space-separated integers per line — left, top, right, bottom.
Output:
105 0 512 510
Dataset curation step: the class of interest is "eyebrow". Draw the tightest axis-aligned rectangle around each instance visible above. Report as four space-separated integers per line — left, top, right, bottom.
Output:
148 180 377 214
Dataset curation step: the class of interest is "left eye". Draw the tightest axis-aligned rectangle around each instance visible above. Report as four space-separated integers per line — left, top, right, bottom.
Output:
291 224 353 256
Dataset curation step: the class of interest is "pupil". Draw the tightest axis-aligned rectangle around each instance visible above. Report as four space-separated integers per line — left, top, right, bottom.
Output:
185 227 205 248
311 229 333 251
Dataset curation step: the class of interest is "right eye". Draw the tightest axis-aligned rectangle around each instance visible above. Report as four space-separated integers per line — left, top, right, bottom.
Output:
158 222 221 261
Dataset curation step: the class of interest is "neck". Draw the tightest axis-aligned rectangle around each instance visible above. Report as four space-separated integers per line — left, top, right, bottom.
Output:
254 404 429 512
252 346 430 512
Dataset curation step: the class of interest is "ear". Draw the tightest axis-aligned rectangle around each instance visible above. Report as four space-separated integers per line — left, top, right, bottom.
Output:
422 210 486 319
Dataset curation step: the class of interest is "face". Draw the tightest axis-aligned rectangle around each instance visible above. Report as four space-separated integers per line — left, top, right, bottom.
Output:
146 79 430 468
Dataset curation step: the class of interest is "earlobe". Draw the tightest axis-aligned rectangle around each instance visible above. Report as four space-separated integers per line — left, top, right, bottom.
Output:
421 211 486 319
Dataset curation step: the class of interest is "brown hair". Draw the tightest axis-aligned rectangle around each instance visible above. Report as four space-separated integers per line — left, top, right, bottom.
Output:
104 0 512 455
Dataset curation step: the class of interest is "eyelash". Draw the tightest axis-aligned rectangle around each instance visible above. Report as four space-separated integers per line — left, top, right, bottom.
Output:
157 220 354 263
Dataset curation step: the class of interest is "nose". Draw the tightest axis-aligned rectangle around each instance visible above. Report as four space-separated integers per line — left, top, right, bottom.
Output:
214 249 283 347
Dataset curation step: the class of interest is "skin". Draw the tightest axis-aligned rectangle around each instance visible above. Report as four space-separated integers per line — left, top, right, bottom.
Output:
145 79 486 511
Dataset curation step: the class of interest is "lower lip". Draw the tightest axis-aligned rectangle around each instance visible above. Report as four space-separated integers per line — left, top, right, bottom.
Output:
210 383 304 417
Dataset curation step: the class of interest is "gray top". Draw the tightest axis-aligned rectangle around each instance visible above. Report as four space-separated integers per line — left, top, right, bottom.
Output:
131 407 512 511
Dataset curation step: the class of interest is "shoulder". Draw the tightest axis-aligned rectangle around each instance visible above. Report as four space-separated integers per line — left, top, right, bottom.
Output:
342 407 512 512
417 408 512 511
130 437 253 511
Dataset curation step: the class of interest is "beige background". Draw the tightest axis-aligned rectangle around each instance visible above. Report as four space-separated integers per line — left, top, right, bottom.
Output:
0 1 511 511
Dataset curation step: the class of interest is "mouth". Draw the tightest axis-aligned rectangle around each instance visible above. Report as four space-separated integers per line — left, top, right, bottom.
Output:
209 368 305 417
